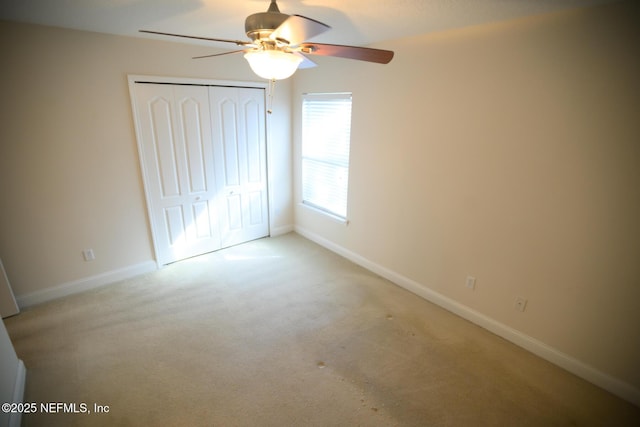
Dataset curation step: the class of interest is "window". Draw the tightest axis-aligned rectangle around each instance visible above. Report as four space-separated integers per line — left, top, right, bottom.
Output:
301 93 352 220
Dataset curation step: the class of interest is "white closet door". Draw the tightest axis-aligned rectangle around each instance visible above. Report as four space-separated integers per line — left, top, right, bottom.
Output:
132 82 270 265
133 83 221 265
210 87 269 248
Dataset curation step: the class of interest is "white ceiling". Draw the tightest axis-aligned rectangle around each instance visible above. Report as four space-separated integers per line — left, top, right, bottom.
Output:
0 0 617 47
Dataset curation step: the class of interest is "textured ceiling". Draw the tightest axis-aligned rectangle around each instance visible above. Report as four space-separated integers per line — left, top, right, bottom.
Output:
0 0 618 47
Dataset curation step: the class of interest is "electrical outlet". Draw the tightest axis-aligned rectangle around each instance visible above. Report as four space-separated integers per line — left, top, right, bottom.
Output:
514 296 527 312
465 276 476 290
82 249 95 262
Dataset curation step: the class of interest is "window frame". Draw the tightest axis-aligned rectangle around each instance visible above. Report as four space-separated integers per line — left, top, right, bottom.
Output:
300 92 353 222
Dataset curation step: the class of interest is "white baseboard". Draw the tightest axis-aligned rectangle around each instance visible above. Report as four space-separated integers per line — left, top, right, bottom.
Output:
9 359 26 427
270 224 294 237
294 226 640 408
16 261 157 308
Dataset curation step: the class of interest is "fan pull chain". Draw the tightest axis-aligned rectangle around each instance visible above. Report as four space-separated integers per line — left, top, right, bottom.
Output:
267 78 276 114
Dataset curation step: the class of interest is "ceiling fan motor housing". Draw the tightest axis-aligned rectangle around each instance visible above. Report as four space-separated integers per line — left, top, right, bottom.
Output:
245 0 289 42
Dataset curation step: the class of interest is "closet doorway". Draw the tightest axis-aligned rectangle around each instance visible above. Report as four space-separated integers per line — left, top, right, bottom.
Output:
129 77 269 265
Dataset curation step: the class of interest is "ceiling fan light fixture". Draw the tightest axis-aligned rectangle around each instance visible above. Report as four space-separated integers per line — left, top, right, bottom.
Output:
244 50 302 80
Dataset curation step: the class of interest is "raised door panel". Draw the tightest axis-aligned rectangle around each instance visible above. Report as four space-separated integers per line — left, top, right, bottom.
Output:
220 99 241 188
179 98 208 194
244 97 263 184
148 97 181 199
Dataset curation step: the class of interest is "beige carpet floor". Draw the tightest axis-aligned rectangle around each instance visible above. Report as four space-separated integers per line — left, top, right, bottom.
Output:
5 233 640 426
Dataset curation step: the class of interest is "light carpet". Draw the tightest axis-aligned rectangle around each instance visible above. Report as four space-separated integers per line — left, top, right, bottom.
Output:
5 233 639 426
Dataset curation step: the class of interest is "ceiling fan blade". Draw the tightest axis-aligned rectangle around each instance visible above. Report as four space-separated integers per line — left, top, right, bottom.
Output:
271 15 330 46
193 50 249 60
298 43 394 64
293 52 317 69
140 30 252 47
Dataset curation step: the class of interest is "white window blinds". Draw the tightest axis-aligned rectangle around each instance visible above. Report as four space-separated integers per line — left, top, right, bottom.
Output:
301 93 352 219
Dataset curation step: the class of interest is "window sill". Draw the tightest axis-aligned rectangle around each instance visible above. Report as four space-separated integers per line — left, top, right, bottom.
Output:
299 202 349 226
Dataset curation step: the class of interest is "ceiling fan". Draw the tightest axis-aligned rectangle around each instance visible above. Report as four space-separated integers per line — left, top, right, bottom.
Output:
140 0 394 81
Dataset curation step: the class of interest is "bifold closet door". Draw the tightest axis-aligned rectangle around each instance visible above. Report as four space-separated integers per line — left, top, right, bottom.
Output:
209 86 269 248
133 83 221 265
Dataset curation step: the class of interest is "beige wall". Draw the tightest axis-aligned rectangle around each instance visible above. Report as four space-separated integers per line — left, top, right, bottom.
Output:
0 21 293 297
294 1 640 396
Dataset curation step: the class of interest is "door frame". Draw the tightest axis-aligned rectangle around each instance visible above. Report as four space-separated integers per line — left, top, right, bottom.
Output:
127 75 272 267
